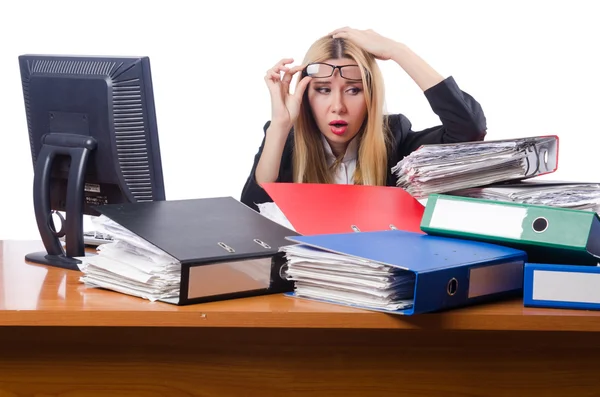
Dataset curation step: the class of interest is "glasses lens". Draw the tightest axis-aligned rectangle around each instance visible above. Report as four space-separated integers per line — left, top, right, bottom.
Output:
305 63 363 80
306 63 333 77
340 65 362 80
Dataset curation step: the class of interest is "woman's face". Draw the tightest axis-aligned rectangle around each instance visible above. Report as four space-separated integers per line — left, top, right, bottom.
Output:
306 58 367 149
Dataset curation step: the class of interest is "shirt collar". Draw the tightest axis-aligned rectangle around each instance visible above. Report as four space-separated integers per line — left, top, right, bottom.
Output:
321 134 359 163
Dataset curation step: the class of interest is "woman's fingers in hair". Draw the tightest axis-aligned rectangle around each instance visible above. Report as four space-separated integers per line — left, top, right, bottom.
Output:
329 26 352 36
331 30 353 40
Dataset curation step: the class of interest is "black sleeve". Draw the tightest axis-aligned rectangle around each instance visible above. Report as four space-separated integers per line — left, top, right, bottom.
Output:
391 76 488 159
239 121 293 211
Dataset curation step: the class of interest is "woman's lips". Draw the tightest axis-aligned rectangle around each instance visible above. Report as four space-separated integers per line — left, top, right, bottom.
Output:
330 126 347 135
329 120 348 135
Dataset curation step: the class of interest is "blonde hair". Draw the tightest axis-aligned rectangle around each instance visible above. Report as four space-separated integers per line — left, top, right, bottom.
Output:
293 36 391 185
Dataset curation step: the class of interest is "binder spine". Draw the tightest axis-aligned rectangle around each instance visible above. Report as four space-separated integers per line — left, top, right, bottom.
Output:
524 263 600 310
522 135 558 177
414 259 524 314
177 253 294 306
413 267 471 314
269 251 295 292
422 194 593 252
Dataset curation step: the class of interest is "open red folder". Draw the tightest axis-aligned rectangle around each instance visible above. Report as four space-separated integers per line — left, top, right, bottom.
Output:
261 182 425 235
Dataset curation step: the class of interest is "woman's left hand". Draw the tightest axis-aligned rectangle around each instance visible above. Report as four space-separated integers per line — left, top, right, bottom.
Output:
329 27 400 60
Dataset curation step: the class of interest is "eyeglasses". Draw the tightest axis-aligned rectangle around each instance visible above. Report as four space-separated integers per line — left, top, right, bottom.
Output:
304 62 362 81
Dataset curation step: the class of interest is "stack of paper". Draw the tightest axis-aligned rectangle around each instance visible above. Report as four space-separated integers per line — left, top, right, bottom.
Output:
75 215 182 302
256 202 296 231
450 182 600 211
391 136 557 198
280 244 415 311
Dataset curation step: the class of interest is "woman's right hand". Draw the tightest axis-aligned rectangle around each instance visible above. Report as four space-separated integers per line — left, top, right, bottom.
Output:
264 58 312 132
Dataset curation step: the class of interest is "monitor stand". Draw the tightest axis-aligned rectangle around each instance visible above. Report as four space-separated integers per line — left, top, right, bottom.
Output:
26 133 98 271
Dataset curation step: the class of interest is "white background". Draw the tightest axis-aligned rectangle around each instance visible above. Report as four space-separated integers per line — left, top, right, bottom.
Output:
0 0 598 240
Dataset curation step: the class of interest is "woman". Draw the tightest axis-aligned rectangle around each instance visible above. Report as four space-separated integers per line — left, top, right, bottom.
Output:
240 27 487 211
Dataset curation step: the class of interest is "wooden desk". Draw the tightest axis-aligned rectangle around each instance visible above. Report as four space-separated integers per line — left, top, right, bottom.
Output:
1 240 600 396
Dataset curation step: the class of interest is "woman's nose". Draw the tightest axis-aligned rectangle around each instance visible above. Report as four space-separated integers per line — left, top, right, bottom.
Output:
330 91 346 114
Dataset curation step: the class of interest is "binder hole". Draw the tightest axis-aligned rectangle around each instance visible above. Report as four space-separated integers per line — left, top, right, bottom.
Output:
532 217 548 233
447 278 458 296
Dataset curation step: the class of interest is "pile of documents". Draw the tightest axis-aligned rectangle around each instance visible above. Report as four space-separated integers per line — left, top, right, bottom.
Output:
75 215 182 302
280 244 415 311
449 182 600 211
278 229 527 315
73 196 301 305
256 202 296 231
391 136 557 198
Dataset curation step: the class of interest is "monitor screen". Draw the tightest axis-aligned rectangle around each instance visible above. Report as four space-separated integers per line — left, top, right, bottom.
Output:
19 54 166 270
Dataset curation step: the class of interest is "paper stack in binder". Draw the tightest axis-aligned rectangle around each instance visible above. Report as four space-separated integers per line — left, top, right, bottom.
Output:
391 135 559 199
75 197 300 305
449 180 600 211
280 230 527 315
281 244 416 312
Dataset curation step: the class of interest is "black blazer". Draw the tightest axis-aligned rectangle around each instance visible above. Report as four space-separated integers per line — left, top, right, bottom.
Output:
240 76 487 211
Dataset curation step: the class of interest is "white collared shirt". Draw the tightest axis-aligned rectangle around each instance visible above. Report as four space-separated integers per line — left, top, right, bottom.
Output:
321 134 359 184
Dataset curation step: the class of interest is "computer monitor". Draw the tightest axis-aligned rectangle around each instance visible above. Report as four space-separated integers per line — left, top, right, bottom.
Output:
18 54 166 271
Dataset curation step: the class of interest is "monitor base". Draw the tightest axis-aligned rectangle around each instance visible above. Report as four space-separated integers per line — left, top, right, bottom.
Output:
30 133 98 271
25 251 96 271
